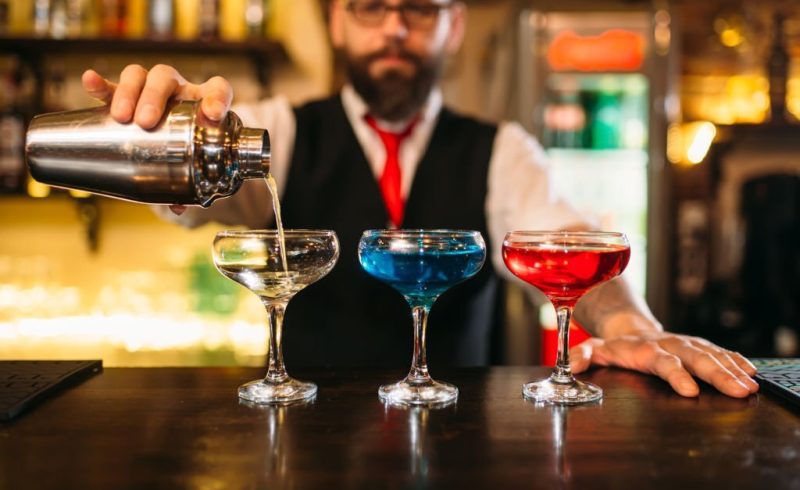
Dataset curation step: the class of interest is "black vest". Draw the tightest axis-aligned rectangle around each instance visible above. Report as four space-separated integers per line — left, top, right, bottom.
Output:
279 95 501 368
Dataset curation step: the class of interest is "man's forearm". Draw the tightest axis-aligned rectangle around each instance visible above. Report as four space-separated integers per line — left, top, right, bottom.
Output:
573 276 663 339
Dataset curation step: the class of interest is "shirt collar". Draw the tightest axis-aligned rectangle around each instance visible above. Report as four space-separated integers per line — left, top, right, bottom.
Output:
341 83 442 133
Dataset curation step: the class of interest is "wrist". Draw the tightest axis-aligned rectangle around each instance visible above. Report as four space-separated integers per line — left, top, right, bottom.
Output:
599 310 663 339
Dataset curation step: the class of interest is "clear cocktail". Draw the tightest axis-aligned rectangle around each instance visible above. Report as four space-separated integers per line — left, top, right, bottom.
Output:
213 229 339 403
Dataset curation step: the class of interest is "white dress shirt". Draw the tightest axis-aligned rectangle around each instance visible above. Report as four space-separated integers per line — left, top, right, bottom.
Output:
154 85 588 277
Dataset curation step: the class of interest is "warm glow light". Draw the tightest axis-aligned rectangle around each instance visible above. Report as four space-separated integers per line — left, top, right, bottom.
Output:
666 123 683 164
668 121 717 166
686 122 716 164
0 280 267 366
788 78 800 120
0 314 267 364
714 14 746 48
27 177 51 198
682 75 770 124
720 28 743 47
68 189 93 199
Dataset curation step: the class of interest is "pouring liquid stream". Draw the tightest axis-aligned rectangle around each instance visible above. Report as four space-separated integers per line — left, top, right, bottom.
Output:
265 174 289 275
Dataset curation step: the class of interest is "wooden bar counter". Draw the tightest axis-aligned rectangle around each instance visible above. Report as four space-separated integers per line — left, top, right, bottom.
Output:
1 366 799 489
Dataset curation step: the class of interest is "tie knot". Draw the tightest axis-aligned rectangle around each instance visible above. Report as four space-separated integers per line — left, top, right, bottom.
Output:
363 114 416 228
364 115 418 150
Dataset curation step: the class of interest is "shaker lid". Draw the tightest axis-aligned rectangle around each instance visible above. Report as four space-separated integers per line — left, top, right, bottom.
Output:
237 127 271 178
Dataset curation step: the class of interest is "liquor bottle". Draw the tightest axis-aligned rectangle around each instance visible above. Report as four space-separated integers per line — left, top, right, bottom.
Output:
199 0 217 38
0 75 25 194
100 0 124 36
80 0 100 36
0 0 9 35
174 0 200 39
219 0 246 41
126 0 148 38
65 0 84 37
262 0 271 38
245 0 263 38
33 0 50 36
9 0 34 35
25 100 271 207
49 0 68 38
0 111 24 193
149 0 173 37
768 12 789 123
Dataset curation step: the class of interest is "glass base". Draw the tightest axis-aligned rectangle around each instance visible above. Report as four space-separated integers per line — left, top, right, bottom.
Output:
522 377 603 405
379 378 458 407
238 377 317 404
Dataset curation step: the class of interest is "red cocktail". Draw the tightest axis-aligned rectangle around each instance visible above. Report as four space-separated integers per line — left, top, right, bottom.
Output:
503 231 630 404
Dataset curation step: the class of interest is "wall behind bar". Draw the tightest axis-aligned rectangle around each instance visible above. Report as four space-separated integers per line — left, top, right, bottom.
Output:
0 1 522 366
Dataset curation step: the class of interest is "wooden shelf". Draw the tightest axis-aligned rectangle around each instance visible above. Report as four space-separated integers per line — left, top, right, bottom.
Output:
0 36 283 57
0 36 285 85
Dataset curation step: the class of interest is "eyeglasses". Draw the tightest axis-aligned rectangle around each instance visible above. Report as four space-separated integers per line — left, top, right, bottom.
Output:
346 1 452 29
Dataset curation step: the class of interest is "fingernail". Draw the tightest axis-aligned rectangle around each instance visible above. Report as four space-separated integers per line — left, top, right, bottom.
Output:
679 380 698 396
733 379 750 393
114 100 133 119
138 104 159 125
742 376 759 389
206 101 226 120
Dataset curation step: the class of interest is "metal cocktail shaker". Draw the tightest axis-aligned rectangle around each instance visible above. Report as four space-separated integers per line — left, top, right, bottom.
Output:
25 100 270 207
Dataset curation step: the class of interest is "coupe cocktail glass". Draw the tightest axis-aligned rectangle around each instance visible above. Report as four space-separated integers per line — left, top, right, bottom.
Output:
358 230 486 406
503 231 630 405
213 230 339 403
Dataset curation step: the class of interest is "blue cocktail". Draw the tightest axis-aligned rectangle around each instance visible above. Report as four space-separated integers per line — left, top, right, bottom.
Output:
358 230 486 406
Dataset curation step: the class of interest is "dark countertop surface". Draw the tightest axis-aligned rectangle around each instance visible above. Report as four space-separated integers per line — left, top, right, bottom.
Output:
1 366 798 489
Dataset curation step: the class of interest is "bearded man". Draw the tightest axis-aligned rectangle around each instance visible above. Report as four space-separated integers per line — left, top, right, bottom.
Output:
81 0 759 398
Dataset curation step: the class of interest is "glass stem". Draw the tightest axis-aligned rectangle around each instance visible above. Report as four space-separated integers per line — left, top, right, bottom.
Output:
407 305 431 383
263 300 288 383
551 305 575 384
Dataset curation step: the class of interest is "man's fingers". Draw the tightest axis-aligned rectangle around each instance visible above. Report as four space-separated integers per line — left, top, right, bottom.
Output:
110 64 148 123
650 350 699 397
81 69 116 104
197 76 234 121
569 341 595 373
683 347 751 398
722 352 759 393
134 64 185 129
573 332 759 399
169 205 187 215
84 65 233 129
732 352 757 376
694 345 759 394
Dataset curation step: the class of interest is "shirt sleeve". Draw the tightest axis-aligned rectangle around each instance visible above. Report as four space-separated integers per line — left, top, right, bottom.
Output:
485 121 593 278
150 95 296 229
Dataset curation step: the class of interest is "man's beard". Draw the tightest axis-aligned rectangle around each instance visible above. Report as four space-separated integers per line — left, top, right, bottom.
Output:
346 46 443 122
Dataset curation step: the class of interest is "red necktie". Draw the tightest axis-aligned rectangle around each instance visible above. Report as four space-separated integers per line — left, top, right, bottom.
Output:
365 115 418 228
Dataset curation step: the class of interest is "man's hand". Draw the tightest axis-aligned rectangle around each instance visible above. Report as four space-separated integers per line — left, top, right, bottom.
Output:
81 64 233 129
570 333 759 398
82 64 233 216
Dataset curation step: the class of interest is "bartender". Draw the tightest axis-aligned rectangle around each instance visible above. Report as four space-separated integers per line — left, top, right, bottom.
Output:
81 0 758 398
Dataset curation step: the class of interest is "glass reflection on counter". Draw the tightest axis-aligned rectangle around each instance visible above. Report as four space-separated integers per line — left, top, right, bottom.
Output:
382 400 457 488
240 397 316 486
529 401 600 488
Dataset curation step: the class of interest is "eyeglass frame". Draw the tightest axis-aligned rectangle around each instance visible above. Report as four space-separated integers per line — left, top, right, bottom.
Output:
345 1 455 30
